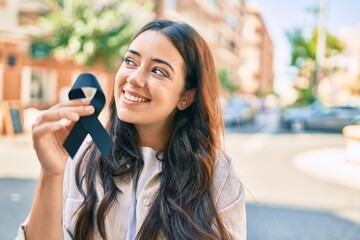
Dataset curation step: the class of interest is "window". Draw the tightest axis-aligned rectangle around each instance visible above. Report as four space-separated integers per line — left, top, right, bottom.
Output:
21 67 57 107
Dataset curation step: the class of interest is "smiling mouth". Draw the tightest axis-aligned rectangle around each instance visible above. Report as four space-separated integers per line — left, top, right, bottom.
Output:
123 91 150 102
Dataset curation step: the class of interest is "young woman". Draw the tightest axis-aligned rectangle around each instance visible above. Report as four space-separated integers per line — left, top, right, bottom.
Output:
17 19 246 240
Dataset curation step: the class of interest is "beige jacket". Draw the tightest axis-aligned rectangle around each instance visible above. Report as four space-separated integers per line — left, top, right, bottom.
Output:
16 144 246 240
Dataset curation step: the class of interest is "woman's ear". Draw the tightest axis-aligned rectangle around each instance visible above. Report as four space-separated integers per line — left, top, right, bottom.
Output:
177 88 197 110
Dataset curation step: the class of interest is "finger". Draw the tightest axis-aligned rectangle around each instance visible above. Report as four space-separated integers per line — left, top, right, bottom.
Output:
36 105 95 123
32 121 65 139
62 120 76 132
36 110 79 125
50 98 91 109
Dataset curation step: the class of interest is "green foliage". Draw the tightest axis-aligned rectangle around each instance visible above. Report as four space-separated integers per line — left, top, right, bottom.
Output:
295 85 316 106
256 87 274 98
286 28 344 105
218 68 239 94
287 28 344 69
30 0 151 70
350 75 360 95
287 28 315 68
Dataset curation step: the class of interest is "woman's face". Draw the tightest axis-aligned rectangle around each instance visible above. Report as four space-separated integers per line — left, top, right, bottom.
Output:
114 30 188 130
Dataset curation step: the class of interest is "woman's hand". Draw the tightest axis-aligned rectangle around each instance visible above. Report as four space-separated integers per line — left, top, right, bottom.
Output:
32 98 95 177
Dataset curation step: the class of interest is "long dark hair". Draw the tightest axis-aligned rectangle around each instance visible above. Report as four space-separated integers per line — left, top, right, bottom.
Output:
73 19 231 240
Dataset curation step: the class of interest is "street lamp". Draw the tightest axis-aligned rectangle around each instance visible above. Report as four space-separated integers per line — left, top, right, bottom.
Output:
315 0 328 100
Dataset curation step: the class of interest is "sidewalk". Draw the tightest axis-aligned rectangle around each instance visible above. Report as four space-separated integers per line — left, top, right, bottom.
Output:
292 146 360 224
293 147 360 190
1 133 360 187
0 133 40 179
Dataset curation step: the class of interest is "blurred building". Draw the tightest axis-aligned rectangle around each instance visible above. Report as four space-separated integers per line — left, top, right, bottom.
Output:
0 0 274 134
0 0 116 110
0 0 274 104
0 0 120 135
153 0 274 95
154 0 246 90
240 3 274 95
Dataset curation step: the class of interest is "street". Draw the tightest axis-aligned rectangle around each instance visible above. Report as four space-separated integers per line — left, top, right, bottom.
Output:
225 132 360 240
1 111 360 240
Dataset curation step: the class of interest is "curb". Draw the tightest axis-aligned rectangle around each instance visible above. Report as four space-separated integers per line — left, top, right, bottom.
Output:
293 148 360 190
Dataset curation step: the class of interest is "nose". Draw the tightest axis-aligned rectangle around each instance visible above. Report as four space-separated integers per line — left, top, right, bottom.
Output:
126 68 147 88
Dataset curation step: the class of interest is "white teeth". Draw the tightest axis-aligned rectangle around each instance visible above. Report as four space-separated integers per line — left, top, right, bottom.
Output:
124 92 149 102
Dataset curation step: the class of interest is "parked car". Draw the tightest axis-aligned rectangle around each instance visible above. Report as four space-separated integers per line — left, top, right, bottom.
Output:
223 98 256 127
352 114 360 125
281 102 360 132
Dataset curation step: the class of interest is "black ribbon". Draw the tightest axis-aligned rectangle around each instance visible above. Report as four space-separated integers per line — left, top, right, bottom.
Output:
63 73 114 159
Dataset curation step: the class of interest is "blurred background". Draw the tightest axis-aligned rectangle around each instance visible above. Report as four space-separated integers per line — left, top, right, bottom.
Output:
0 0 360 239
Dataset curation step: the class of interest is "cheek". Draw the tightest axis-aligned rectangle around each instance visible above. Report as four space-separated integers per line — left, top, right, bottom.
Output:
156 87 183 110
114 69 127 94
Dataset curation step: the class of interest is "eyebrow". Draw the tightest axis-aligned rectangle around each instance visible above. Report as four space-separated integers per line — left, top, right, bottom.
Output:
128 49 175 74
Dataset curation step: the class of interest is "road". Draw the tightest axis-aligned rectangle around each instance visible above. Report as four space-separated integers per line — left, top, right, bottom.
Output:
225 110 360 239
1 110 360 240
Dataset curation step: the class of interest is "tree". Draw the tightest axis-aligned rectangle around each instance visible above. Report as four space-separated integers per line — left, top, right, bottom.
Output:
286 28 344 106
30 0 152 70
218 68 239 94
350 74 360 96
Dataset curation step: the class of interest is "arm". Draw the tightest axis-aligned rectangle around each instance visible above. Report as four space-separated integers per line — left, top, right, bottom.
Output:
218 183 246 240
21 99 94 240
26 172 64 240
213 151 247 240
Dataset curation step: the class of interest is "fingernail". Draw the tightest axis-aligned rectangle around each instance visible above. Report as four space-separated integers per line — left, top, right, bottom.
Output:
85 106 94 112
71 113 79 120
59 118 71 126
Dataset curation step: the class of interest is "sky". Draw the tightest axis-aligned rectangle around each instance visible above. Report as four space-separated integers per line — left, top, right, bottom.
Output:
247 0 360 94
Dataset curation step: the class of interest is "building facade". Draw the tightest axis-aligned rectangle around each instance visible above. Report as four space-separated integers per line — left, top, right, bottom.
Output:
0 0 119 134
0 0 274 134
155 0 246 90
239 3 274 95
155 0 274 95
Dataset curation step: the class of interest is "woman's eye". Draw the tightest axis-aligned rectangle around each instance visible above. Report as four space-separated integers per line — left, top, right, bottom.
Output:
124 58 136 66
153 68 167 77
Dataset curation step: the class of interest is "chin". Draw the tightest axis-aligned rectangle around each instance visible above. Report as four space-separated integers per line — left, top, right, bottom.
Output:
117 112 134 124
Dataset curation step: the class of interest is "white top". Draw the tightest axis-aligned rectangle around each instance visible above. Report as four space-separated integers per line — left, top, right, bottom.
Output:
16 139 246 239
126 147 161 239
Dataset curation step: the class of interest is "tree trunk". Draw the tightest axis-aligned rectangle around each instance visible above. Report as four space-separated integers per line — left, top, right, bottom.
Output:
154 0 165 19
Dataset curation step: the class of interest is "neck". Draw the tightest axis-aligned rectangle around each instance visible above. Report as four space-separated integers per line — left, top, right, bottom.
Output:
135 124 173 151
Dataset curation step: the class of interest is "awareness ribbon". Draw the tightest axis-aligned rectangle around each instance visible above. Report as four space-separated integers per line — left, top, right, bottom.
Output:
63 73 114 159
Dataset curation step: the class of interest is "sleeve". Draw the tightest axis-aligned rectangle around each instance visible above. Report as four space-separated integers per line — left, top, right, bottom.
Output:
15 216 29 240
15 157 73 240
14 136 92 239
213 151 247 240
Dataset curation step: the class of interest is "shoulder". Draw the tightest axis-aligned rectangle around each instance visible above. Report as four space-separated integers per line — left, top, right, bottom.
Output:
212 149 245 210
212 150 247 239
213 149 239 188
